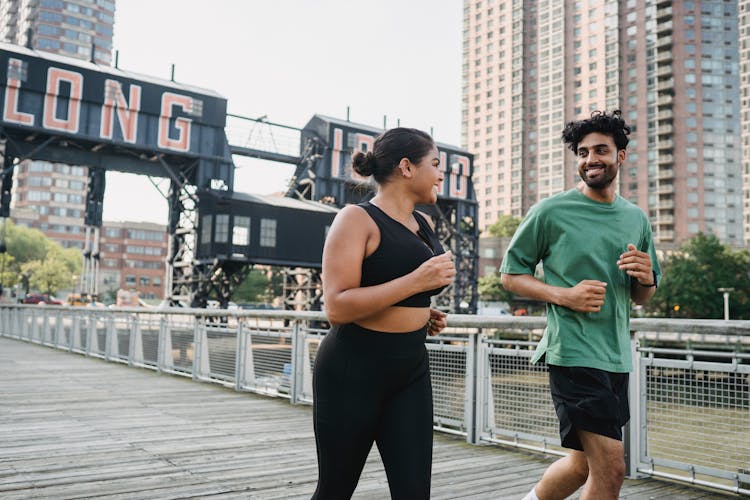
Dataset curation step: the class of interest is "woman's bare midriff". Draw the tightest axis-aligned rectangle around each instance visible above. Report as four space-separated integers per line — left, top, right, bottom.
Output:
353 306 431 333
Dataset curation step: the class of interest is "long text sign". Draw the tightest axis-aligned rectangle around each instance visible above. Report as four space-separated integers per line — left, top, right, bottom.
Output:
0 45 227 155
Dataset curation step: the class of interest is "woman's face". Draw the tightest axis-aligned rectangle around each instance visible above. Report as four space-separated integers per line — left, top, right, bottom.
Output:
412 145 443 204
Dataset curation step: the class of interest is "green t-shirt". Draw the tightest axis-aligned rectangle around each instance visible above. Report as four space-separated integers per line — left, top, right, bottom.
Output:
500 188 661 372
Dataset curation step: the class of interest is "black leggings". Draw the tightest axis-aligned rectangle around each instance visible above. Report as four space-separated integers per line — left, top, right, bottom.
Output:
312 323 433 500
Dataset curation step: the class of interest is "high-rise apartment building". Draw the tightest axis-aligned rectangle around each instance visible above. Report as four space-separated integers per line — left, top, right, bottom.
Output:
1 1 168 301
11 160 88 249
1 0 117 251
464 0 744 247
0 0 115 65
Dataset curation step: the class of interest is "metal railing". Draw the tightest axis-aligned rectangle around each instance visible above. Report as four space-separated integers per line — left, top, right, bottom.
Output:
1 305 748 496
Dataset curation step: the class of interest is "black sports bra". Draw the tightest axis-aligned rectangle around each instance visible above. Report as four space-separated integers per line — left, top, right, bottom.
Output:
359 201 447 307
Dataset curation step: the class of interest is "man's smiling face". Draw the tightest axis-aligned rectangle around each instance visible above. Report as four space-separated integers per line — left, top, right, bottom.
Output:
575 132 625 190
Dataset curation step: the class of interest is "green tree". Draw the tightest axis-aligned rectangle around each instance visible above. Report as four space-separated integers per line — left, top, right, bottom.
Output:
0 221 81 295
21 255 74 296
232 268 271 303
645 233 750 319
0 253 17 289
266 267 285 302
478 273 514 302
486 214 522 237
6 221 48 264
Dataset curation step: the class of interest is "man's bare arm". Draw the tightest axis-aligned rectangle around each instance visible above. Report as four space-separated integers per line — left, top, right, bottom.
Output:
501 273 608 313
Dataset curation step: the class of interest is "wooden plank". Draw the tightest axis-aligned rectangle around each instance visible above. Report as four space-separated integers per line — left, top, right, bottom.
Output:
0 337 735 500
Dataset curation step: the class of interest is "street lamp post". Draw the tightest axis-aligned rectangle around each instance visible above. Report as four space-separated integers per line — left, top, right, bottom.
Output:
717 287 734 321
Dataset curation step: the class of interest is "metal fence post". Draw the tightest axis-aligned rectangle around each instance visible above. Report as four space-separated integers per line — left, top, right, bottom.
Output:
54 311 64 348
625 333 647 479
157 316 167 372
41 310 51 345
464 331 478 444
289 320 303 404
192 317 208 380
86 315 97 355
473 332 489 445
234 318 248 391
235 321 247 391
105 315 116 360
30 308 38 342
71 314 81 351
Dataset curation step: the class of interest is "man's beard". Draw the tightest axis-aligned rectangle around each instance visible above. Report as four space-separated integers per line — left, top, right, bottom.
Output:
579 164 617 189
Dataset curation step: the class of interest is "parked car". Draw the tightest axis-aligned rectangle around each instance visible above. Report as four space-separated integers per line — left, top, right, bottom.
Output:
21 293 63 305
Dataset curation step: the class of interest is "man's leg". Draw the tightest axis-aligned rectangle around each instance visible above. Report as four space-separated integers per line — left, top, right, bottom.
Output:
578 429 626 500
530 450 589 500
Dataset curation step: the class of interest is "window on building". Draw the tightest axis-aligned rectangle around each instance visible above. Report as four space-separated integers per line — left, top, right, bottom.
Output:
201 215 212 243
260 219 277 247
233 216 250 246
215 215 229 243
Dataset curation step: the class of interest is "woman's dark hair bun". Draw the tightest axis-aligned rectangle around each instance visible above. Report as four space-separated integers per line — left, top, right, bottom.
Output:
351 150 376 177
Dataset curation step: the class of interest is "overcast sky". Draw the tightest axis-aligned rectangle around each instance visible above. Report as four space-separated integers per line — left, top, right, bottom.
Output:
104 0 463 224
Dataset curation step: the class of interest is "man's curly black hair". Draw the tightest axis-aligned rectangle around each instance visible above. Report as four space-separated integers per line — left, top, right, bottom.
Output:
561 110 631 153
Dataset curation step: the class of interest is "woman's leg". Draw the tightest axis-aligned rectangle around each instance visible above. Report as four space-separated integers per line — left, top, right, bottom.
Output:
312 329 381 499
375 350 433 500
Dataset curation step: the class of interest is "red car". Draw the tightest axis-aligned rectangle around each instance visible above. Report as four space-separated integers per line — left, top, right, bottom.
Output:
21 293 64 305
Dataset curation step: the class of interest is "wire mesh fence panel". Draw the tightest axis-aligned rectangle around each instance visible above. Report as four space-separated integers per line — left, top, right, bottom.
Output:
643 354 750 485
89 316 107 357
73 315 87 350
40 311 54 345
58 314 71 348
113 317 132 362
240 318 294 397
44 310 58 346
298 328 325 404
206 325 238 383
481 339 561 452
138 317 160 367
170 326 195 373
427 337 469 431
27 311 38 342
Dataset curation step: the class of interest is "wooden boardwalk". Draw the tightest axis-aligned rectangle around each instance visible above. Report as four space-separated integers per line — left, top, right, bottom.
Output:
0 337 736 499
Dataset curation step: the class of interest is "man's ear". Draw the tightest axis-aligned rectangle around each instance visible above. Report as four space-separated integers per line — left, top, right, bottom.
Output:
617 148 627 164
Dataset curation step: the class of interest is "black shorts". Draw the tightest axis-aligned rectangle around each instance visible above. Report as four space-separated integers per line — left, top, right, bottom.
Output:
548 365 630 451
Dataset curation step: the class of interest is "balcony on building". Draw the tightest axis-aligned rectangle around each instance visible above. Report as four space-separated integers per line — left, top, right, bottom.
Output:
656 35 673 48
657 154 674 164
656 20 673 34
656 6 672 21
657 168 674 180
657 229 675 241
656 65 673 78
656 109 674 120
657 214 675 224
656 139 674 150
657 77 674 91
657 184 675 195
656 94 674 106
657 123 674 135
658 199 675 210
